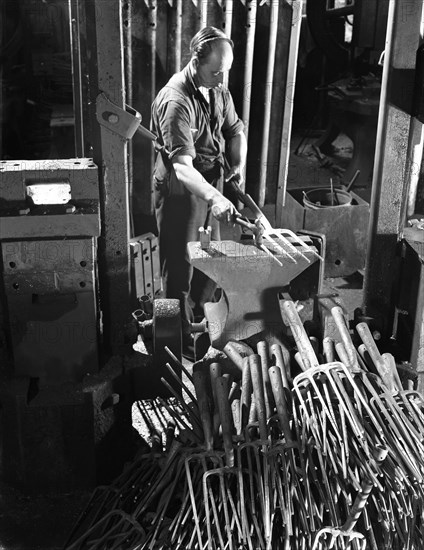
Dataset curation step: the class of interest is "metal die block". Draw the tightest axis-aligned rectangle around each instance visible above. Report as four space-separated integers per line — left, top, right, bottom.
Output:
0 158 100 240
0 158 99 202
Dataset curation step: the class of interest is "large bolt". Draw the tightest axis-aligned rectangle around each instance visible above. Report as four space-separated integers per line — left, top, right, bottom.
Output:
108 113 119 124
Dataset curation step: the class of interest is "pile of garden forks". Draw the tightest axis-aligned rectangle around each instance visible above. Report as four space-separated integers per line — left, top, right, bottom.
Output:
65 300 424 550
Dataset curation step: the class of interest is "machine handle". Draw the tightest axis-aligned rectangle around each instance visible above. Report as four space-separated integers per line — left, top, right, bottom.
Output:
136 124 157 141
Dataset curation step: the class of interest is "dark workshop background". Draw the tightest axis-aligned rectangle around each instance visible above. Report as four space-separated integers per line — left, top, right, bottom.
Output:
1 0 366 237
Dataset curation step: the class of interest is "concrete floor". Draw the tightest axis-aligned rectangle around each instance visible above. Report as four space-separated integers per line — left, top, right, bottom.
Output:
0 131 368 549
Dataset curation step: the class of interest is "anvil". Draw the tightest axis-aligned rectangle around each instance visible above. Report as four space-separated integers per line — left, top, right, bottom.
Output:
187 237 319 349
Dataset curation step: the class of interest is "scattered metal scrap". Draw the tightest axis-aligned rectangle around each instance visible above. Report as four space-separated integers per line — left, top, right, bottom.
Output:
65 301 424 550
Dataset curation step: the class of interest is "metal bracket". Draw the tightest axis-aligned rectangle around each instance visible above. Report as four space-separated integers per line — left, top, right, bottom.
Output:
96 92 156 141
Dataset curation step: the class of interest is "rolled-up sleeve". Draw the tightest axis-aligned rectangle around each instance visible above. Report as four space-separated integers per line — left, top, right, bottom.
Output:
156 99 196 160
222 90 244 141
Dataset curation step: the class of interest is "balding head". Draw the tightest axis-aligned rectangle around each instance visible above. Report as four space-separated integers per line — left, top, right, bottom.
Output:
191 28 234 89
190 26 234 64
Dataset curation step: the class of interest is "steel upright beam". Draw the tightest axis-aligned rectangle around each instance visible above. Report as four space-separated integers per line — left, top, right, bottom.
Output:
84 0 132 354
362 0 423 333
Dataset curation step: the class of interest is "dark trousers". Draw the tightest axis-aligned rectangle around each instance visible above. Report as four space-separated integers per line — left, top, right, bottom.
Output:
155 190 220 329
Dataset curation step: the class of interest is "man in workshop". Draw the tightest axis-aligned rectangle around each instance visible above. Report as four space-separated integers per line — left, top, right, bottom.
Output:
151 26 247 351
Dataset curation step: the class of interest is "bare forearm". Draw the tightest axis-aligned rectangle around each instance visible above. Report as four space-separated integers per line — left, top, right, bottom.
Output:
172 155 239 222
172 162 221 203
227 131 247 172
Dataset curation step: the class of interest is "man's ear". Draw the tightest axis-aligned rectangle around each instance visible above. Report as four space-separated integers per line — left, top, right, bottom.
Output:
192 57 199 70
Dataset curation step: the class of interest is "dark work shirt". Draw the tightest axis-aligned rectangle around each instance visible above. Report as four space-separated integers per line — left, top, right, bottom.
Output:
151 63 244 192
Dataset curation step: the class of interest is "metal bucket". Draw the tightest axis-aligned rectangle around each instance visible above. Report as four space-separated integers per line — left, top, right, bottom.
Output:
303 187 352 210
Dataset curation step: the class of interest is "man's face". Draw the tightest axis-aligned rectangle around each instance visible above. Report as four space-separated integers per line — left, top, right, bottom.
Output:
193 41 233 89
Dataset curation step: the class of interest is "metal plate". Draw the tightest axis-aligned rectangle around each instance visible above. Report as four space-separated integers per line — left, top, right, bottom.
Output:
130 233 162 300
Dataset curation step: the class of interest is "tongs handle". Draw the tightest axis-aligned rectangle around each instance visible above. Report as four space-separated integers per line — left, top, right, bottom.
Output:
227 177 264 220
233 216 256 233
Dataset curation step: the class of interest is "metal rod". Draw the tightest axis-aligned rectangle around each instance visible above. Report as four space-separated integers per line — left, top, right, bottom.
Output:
242 0 257 183
200 0 208 28
276 0 303 223
258 0 279 207
69 0 85 156
223 0 233 90
124 0 134 237
175 0 183 72
165 345 194 384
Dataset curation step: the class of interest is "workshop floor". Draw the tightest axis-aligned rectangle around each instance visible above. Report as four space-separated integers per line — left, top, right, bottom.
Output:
0 483 89 550
0 130 367 549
